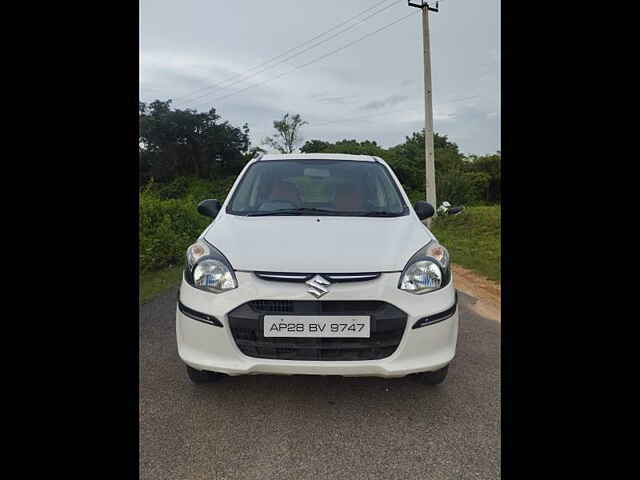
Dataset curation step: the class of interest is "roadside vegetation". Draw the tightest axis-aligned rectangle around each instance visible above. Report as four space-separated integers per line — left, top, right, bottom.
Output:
430 206 501 282
140 265 184 304
139 176 234 272
139 176 239 304
139 101 501 303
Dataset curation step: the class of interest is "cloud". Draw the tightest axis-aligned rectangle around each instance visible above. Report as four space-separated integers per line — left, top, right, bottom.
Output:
433 105 500 155
359 94 409 111
140 0 500 155
309 92 359 105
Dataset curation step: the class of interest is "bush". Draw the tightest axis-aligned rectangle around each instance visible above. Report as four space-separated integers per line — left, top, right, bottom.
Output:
406 171 491 207
406 188 426 205
430 206 501 281
155 177 191 199
139 193 211 272
436 171 491 206
138 176 237 272
146 176 236 201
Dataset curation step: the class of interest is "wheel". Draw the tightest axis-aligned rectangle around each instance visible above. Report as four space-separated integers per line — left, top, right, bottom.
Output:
185 365 225 384
414 365 449 385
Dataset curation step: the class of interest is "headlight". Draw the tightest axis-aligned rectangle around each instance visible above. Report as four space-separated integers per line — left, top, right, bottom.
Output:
193 259 236 292
399 260 443 293
187 240 209 266
185 240 237 293
424 242 449 271
399 240 450 294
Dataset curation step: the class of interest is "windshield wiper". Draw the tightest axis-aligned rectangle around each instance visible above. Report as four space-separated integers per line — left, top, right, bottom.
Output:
247 207 337 217
247 208 404 217
359 211 403 217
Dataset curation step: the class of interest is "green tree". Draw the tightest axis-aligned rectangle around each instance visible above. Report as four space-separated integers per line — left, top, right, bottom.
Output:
464 152 501 203
263 113 308 153
387 130 467 200
297 132 500 205
138 99 250 184
300 139 330 153
318 139 386 156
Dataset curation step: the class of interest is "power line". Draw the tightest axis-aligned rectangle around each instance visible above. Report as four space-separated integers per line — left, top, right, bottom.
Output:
173 0 401 103
194 11 418 106
179 0 403 104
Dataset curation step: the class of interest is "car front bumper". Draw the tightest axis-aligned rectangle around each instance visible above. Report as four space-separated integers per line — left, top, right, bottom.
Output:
176 271 459 378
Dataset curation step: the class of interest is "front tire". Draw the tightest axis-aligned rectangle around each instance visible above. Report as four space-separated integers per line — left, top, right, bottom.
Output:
414 365 449 385
186 365 225 384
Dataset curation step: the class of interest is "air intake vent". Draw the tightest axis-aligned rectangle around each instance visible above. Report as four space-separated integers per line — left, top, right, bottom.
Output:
250 300 294 313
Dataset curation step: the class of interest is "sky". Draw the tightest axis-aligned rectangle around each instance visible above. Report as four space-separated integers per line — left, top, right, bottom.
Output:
139 0 500 156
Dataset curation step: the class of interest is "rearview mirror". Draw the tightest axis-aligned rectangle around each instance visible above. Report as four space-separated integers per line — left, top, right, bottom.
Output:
197 199 221 218
414 201 435 220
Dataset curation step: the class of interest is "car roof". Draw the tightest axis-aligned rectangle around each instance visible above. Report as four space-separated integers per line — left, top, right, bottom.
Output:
258 153 377 162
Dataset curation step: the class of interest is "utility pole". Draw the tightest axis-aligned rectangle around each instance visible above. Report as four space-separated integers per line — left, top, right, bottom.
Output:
408 1 438 227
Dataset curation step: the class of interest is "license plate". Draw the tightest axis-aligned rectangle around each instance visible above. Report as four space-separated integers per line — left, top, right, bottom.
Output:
263 315 371 338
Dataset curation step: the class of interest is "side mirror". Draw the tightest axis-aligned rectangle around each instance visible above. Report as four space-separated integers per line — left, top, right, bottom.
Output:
197 199 221 218
414 201 435 220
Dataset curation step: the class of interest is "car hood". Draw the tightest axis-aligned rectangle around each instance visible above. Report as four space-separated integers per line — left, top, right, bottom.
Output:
202 213 433 273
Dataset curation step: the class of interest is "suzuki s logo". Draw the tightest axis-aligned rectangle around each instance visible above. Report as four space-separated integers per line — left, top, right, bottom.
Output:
306 275 331 299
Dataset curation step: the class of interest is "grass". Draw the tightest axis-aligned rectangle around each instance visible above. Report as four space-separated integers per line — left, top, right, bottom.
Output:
430 205 501 282
139 264 184 304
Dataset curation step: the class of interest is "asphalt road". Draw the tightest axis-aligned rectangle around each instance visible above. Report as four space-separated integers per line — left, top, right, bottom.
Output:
140 288 500 480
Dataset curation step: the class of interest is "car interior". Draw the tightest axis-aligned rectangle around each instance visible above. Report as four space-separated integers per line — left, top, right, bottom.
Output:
230 160 406 214
257 177 371 212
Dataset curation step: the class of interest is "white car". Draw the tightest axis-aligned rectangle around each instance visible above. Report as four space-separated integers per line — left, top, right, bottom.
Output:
177 153 458 385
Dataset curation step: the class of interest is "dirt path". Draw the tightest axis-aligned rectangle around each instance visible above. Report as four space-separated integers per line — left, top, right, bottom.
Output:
453 264 501 322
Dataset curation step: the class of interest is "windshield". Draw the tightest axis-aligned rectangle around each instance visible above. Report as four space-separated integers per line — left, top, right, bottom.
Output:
226 159 408 217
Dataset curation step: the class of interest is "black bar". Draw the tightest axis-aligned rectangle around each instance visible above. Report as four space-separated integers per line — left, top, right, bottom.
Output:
178 301 223 327
408 0 439 11
412 291 458 329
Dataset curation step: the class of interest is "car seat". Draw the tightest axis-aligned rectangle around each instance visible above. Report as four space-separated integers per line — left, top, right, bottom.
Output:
335 182 365 211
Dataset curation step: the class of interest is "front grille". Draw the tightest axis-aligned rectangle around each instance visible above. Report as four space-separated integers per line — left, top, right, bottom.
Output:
254 272 381 283
251 300 294 313
228 300 407 361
